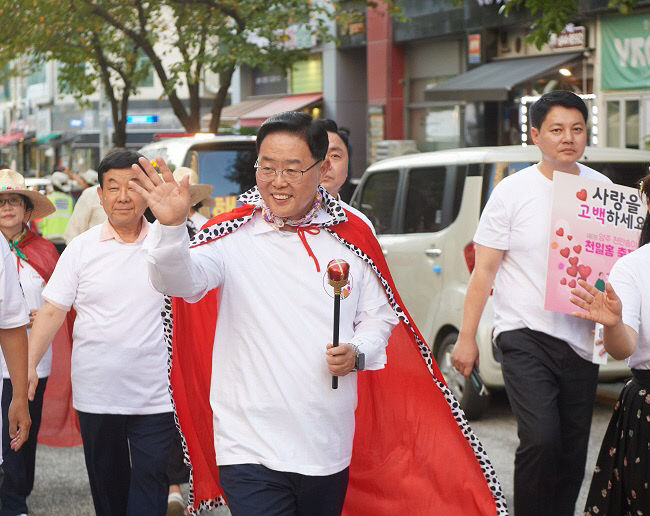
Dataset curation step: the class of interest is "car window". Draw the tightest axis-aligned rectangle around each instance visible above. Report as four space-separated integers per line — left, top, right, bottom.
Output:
189 148 257 197
403 166 465 233
358 170 400 234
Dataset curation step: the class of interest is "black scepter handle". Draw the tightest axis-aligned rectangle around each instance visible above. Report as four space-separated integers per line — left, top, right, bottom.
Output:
326 259 350 391
332 291 341 389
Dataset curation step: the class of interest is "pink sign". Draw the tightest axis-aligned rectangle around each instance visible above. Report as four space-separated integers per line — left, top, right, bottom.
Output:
544 171 644 314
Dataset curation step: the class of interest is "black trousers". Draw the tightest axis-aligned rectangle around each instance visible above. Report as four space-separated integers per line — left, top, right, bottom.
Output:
0 377 47 516
497 329 599 516
77 411 175 516
219 463 349 516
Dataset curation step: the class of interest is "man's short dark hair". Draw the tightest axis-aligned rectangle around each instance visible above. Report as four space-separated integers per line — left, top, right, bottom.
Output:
314 118 350 151
530 91 588 130
256 112 328 161
97 149 145 187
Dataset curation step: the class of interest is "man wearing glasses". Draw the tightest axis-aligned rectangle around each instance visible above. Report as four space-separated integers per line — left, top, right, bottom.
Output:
136 111 505 516
138 111 398 514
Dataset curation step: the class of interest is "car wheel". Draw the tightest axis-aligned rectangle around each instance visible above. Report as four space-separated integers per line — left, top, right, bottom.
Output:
435 332 489 420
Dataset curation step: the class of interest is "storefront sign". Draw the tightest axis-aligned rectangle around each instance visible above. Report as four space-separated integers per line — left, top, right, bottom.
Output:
468 34 481 64
126 115 158 125
549 24 585 49
602 13 650 90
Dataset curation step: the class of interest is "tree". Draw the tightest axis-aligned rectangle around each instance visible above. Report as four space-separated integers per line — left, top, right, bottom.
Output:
81 0 396 133
501 0 638 48
0 1 152 147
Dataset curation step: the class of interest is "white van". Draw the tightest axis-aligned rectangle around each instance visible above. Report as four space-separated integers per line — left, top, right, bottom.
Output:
350 145 650 419
139 134 257 215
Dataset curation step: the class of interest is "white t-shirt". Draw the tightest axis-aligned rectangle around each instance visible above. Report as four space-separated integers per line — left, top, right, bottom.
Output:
42 223 172 414
189 210 208 229
0 238 29 466
609 242 650 370
146 211 397 475
1 258 52 379
474 163 611 361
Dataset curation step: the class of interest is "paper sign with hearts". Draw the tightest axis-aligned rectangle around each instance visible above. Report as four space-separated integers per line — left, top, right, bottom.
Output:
545 171 642 315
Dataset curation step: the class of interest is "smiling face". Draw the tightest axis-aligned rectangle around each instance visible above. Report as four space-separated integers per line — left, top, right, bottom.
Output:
98 168 147 229
321 131 349 197
256 131 327 219
0 194 29 236
531 105 587 171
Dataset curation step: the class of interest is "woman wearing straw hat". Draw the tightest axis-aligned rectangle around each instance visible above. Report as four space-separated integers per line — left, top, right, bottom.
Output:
0 169 76 516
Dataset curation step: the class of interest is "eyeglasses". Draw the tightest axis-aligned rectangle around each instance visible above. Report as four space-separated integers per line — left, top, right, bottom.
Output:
0 196 24 207
254 160 321 184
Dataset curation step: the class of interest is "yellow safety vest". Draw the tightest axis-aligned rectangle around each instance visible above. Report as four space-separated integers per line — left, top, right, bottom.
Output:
40 192 74 242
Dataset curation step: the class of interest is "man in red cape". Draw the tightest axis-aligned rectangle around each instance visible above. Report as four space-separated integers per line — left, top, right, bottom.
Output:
135 113 506 516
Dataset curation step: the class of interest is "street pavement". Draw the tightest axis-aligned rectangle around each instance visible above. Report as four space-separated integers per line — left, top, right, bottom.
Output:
24 384 622 515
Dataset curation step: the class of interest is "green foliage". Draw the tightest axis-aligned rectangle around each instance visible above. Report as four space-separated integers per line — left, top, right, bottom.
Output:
0 0 399 133
501 0 638 48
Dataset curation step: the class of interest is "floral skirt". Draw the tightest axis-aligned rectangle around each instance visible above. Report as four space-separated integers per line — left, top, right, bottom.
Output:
584 369 650 515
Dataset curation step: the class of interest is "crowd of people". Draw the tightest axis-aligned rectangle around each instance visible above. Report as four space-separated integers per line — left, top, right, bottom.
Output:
0 93 645 516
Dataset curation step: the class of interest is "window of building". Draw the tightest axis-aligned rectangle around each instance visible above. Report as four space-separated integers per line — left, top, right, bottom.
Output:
27 64 46 86
289 55 322 94
605 97 642 149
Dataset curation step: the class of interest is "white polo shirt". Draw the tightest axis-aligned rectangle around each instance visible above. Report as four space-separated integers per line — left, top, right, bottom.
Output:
474 163 611 361
146 210 398 475
1 258 52 379
0 237 30 465
43 220 172 414
609 242 650 370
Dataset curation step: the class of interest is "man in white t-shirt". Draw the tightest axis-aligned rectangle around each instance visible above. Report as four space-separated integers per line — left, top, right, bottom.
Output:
0 236 31 467
28 149 175 516
451 91 609 516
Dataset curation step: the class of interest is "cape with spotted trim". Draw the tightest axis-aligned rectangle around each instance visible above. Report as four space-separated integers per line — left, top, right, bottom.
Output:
168 203 507 515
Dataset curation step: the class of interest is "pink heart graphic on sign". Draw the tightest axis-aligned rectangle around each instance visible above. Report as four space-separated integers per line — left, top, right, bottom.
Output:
567 266 578 277
576 189 587 201
560 247 570 258
568 256 579 266
569 279 576 288
560 278 567 285
573 245 582 254
578 265 592 281
556 227 564 237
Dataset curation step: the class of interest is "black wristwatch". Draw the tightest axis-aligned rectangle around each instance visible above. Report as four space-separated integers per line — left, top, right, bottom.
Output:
353 344 365 371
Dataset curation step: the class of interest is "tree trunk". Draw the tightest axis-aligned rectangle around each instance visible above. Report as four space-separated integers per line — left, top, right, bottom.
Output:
208 65 235 134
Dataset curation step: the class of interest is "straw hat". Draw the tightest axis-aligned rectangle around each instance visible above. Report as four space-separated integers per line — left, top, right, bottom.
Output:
0 169 56 219
172 167 213 206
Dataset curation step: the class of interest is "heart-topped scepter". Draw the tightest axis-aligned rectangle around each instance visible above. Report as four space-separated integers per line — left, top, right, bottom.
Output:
327 259 350 390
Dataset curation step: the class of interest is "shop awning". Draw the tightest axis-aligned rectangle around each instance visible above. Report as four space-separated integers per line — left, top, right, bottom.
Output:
206 97 282 125
240 93 323 127
425 52 583 102
0 132 24 146
35 132 62 144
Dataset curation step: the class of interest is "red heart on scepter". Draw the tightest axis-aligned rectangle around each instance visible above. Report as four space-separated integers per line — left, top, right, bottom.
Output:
568 279 576 288
568 256 578 266
556 228 564 237
578 264 592 281
560 278 567 285
560 247 570 258
567 266 578 277
576 189 587 201
573 245 582 254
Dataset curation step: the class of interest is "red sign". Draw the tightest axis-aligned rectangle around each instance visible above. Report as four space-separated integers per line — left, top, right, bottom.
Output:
468 34 481 64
